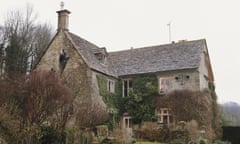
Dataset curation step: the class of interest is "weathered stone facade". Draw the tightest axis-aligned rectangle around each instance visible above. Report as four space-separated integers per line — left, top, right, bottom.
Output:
36 30 108 127
35 7 215 138
157 69 200 93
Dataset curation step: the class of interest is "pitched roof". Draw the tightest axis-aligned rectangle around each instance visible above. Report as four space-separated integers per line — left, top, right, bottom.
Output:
66 32 117 77
65 31 206 77
108 39 206 76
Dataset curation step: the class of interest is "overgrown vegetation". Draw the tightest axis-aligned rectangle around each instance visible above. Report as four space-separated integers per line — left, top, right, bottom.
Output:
136 142 162 144
96 74 159 125
96 74 121 129
0 71 73 143
155 89 220 141
125 76 159 123
209 82 221 137
96 73 221 142
96 74 116 107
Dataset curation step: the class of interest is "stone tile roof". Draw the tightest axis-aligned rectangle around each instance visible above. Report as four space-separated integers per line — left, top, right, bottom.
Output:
66 32 117 77
67 31 205 77
108 39 205 76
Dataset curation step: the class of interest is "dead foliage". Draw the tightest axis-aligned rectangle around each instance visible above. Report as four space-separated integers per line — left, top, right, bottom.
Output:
155 89 220 140
0 71 73 143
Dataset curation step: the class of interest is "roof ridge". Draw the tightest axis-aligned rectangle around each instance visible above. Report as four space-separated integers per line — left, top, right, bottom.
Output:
109 39 205 54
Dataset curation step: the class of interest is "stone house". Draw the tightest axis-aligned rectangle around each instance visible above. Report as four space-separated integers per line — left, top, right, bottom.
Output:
35 7 214 129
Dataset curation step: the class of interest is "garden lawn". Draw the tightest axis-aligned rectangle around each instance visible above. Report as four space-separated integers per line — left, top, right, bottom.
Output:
136 142 163 144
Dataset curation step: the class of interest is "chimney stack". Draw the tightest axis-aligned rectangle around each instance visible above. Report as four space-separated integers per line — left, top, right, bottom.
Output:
56 2 71 31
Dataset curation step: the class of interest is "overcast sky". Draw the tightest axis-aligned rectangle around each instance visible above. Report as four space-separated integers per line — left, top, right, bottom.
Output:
1 0 240 104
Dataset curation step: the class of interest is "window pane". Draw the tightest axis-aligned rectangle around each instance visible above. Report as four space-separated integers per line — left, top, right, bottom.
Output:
108 81 110 91
129 80 132 88
124 80 128 89
159 77 171 93
124 88 128 97
110 81 115 93
162 79 165 85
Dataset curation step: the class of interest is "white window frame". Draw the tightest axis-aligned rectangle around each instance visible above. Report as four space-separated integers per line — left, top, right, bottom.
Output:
107 79 115 93
122 79 132 97
123 116 132 128
156 108 173 125
159 77 171 94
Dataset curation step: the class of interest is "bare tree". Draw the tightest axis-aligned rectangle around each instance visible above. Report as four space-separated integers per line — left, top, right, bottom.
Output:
1 4 53 74
76 100 109 128
30 23 53 69
0 71 73 144
0 26 5 75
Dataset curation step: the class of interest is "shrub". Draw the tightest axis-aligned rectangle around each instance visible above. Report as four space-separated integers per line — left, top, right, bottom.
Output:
134 126 170 142
199 139 208 144
155 90 220 141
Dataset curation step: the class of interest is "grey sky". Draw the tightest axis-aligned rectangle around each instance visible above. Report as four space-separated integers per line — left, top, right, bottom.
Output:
1 0 239 104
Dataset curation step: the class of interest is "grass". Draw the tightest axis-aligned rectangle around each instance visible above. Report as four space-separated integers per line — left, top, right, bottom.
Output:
136 142 163 144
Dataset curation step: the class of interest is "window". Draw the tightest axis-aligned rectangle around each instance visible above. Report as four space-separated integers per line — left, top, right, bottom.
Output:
156 108 173 125
159 77 171 93
95 53 107 65
122 79 132 97
123 116 132 128
59 49 69 72
107 79 115 93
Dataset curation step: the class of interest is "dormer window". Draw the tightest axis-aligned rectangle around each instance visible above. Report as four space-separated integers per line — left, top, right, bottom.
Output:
94 47 108 65
95 53 107 65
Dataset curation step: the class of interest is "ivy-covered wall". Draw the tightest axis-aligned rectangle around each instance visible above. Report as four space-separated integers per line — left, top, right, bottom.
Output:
96 73 122 128
131 75 159 97
124 75 159 123
96 73 160 124
96 73 220 140
96 74 120 108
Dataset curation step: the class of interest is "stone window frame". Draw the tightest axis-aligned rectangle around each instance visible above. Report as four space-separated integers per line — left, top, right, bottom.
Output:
122 79 133 97
107 79 115 93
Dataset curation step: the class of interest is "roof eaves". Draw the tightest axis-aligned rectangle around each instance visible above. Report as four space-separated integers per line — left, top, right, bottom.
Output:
118 67 198 77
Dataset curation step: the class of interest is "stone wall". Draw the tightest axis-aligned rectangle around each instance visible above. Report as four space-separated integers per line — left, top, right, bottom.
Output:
156 69 200 92
36 31 108 127
198 45 210 90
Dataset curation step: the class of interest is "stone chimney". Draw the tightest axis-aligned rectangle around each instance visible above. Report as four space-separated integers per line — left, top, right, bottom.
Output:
56 2 71 31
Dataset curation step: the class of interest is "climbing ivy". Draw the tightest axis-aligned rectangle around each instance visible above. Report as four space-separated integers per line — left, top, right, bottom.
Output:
124 75 159 123
209 82 221 137
96 74 112 106
132 75 159 97
96 74 122 128
96 74 160 125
